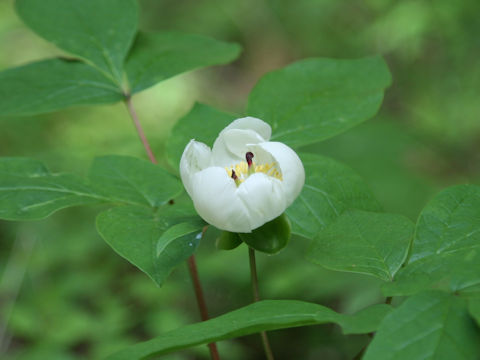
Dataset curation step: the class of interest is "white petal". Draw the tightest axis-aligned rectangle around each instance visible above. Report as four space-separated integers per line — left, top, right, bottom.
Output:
212 129 264 167
180 140 212 197
190 167 252 233
237 173 287 230
211 117 272 167
250 142 305 205
223 117 272 141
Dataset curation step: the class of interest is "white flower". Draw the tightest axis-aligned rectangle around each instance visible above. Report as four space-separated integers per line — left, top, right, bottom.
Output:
180 117 305 233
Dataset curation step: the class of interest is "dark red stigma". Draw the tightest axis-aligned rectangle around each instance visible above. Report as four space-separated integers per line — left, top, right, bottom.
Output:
246 152 254 167
231 169 238 180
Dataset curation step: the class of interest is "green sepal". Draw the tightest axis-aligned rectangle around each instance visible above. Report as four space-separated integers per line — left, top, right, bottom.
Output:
216 231 243 250
239 214 291 254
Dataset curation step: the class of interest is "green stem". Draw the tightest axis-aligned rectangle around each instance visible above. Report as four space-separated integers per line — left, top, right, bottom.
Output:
124 96 220 360
248 247 275 360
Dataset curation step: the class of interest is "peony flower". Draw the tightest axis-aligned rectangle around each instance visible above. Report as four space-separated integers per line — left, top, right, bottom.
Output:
180 117 305 233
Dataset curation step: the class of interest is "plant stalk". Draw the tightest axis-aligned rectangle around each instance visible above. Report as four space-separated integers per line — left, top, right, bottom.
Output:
125 95 157 164
124 96 220 360
248 247 275 360
187 255 220 360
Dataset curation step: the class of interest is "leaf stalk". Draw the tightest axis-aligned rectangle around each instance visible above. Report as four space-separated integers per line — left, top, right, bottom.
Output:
124 96 220 360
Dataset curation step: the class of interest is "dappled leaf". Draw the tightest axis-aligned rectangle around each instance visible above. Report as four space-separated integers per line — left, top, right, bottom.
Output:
106 300 392 359
0 59 123 116
286 153 381 239
126 32 241 94
247 56 392 148
16 0 138 83
364 291 480 360
307 210 414 281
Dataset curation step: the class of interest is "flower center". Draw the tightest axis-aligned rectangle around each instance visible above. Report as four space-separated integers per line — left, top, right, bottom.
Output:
226 152 282 186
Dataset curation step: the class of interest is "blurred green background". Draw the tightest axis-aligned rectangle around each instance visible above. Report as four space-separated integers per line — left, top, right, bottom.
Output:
1 0 479 359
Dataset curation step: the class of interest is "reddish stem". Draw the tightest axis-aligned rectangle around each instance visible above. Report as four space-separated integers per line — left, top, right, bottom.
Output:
124 96 220 360
187 255 220 360
125 96 157 164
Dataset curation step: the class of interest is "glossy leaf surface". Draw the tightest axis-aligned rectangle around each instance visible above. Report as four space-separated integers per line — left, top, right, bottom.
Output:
96 204 201 286
248 57 392 148
365 291 480 360
0 157 105 220
239 213 291 254
0 59 123 116
89 155 183 207
107 300 392 359
307 210 414 281
384 185 480 295
126 32 241 93
16 0 138 82
286 153 381 239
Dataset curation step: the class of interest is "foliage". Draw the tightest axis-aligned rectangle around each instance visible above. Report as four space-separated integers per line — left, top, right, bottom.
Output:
0 0 240 115
364 291 479 360
107 300 392 359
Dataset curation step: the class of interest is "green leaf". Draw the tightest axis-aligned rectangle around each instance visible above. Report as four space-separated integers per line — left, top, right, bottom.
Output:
215 231 243 250
165 103 235 171
0 156 202 284
383 185 480 296
0 157 106 220
364 291 480 360
286 153 381 239
0 59 123 116
468 298 480 326
106 300 392 359
156 221 204 257
239 213 291 254
307 210 414 281
460 284 480 299
96 204 201 286
247 56 392 148
155 221 205 285
125 31 241 94
89 155 183 207
16 0 138 83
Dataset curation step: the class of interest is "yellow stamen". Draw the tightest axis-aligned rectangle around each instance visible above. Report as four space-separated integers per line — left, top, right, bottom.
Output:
225 160 282 186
